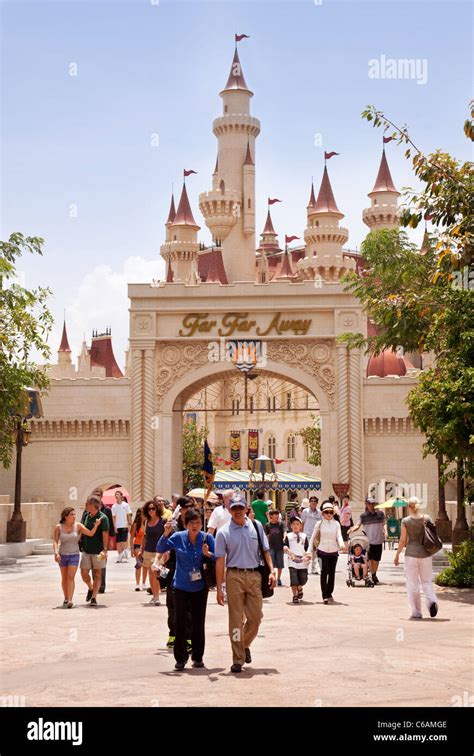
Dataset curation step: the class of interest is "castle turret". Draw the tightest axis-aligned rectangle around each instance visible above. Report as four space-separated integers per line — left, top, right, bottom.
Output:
363 149 400 230
296 166 354 282
199 43 260 282
161 182 200 283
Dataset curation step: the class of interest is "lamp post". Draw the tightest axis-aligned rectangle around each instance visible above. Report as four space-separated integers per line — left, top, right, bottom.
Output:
6 389 43 543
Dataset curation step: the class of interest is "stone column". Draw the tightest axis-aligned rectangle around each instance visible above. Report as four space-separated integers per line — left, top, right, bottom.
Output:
143 348 156 500
348 348 364 507
336 344 350 483
130 348 144 502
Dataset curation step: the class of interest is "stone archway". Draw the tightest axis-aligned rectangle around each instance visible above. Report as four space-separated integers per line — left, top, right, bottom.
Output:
150 342 337 501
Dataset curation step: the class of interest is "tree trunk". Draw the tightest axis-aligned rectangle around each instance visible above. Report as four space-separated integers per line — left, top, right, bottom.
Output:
435 453 452 541
452 458 470 550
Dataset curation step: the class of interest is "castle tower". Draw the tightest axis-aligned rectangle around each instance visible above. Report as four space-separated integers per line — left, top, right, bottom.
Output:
161 183 200 283
52 320 75 377
199 44 261 282
363 149 400 230
257 207 281 255
297 167 354 282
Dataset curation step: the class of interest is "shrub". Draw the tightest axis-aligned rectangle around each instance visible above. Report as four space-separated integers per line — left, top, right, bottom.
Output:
435 539 474 587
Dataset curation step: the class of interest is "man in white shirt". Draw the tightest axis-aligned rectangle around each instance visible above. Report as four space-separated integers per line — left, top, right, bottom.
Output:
301 495 322 574
208 489 234 536
111 490 132 562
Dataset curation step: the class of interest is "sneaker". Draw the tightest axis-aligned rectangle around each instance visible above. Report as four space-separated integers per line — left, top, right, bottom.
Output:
277 578 282 587
98 588 105 594
149 597 161 605
409 614 423 620
323 598 329 604
429 602 438 618
135 586 141 591
192 661 204 668
140 584 147 591
86 589 93 602
174 662 185 671
166 636 175 648
230 663 242 673
244 648 252 664
62 600 68 607
327 596 335 604
372 575 380 585
90 597 97 606
67 601 74 609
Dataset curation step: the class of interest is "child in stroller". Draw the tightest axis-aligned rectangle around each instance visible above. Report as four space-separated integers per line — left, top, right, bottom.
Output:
346 528 374 587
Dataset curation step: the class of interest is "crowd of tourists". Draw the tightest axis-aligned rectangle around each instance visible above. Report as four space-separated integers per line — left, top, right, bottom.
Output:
53 487 440 672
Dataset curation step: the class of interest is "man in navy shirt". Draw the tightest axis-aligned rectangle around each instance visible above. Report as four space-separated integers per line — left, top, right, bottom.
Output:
215 495 275 673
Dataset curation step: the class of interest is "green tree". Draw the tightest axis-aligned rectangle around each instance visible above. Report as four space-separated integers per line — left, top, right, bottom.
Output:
297 415 321 467
182 420 209 490
0 234 52 468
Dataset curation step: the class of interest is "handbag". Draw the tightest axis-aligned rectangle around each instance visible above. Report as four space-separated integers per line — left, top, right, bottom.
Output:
421 516 443 555
252 521 274 599
202 533 217 589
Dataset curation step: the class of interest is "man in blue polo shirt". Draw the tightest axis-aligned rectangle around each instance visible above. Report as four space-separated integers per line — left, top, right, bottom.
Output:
215 495 275 673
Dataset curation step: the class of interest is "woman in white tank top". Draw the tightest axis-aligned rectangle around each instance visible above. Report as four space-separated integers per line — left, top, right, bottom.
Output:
53 507 100 608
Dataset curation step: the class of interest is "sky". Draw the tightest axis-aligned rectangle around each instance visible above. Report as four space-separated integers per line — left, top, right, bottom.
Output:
1 0 472 368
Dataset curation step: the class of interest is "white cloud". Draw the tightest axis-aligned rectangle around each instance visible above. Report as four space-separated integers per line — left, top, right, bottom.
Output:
50 256 164 370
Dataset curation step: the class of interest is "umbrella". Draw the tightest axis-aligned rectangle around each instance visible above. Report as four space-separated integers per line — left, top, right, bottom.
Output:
187 488 219 502
375 497 407 509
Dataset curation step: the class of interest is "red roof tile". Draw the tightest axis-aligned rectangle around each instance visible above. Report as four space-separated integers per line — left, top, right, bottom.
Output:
89 333 123 378
172 183 199 227
223 47 250 91
243 140 254 166
166 193 176 225
308 181 316 207
198 249 228 285
314 166 341 214
276 252 296 280
366 350 407 378
262 209 275 235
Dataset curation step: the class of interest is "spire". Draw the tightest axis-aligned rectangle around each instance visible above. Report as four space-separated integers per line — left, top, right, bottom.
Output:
222 47 250 92
173 183 199 227
313 166 341 214
262 209 275 235
165 192 176 225
243 140 254 166
371 149 398 194
58 320 71 352
307 181 316 208
276 251 295 280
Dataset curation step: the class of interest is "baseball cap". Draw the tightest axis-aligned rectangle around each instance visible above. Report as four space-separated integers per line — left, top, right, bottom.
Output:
366 497 377 505
230 495 246 509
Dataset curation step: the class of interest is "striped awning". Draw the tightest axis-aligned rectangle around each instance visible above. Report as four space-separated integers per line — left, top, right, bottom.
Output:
213 469 321 492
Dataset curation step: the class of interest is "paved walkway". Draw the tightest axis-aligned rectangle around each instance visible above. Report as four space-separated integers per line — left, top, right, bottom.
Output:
0 547 472 708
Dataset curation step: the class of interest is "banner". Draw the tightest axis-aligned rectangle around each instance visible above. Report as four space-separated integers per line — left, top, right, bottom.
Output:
230 431 241 469
248 429 259 468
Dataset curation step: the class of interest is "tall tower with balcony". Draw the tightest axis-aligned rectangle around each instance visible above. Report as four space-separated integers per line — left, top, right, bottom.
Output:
199 44 260 282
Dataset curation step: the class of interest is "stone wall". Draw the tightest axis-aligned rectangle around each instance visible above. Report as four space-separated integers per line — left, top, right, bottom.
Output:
0 496 63 542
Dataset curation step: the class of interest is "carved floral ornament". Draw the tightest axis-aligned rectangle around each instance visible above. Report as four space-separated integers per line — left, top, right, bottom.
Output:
155 340 335 409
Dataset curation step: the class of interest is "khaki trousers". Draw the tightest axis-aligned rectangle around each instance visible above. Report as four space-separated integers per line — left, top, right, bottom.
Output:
226 570 263 665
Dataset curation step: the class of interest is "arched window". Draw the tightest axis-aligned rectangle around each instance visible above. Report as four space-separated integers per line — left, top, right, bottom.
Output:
268 435 276 459
287 434 296 460
220 180 225 195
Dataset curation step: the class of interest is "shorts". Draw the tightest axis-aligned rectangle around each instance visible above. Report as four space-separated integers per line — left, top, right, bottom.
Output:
270 547 284 569
289 566 308 587
368 544 383 562
59 553 80 568
142 550 156 569
116 528 129 543
133 543 141 551
80 552 106 570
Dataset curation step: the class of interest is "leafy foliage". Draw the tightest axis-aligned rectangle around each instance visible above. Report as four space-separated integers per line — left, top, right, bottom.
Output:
435 539 474 587
0 234 52 468
297 415 321 467
182 420 209 490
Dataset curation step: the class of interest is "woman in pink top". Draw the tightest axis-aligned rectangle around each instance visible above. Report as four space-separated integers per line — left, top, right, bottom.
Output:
339 496 353 545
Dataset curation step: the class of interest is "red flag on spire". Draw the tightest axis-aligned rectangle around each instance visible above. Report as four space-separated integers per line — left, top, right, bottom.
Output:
324 151 339 160
235 33 250 42
285 235 300 244
383 135 394 144
184 169 197 177
424 211 434 221
268 198 282 205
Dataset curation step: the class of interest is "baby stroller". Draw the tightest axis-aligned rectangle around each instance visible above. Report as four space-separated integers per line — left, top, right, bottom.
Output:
346 527 374 587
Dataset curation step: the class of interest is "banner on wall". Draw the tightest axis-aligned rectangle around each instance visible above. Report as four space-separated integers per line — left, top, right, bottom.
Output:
248 429 259 469
230 431 241 469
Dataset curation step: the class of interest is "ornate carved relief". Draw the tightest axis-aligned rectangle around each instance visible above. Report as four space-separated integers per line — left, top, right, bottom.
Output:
133 314 153 335
30 419 130 439
156 342 210 409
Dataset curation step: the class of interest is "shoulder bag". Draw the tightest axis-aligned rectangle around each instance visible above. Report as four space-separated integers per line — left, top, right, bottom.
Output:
420 515 443 556
252 520 274 599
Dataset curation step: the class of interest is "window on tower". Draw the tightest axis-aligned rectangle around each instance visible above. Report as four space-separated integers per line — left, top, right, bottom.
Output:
268 435 276 459
220 180 225 195
287 434 296 460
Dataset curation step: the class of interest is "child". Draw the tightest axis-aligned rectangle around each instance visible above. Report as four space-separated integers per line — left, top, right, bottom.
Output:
264 510 286 586
351 543 368 580
283 517 311 603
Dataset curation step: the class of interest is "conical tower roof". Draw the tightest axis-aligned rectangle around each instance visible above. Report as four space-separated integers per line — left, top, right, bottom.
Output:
307 181 316 208
222 47 251 93
58 320 71 352
165 193 176 225
262 209 276 235
370 149 399 194
243 140 254 166
213 156 219 175
313 166 341 214
172 183 200 228
276 252 295 280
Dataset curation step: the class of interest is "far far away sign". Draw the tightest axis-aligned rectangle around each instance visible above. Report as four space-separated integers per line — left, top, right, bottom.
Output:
179 312 312 338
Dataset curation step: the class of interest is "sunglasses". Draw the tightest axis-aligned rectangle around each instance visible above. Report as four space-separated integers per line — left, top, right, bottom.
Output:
322 511 333 516
148 507 157 511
